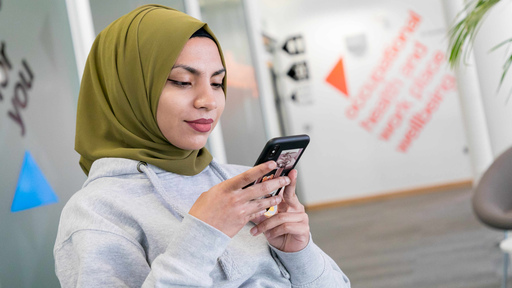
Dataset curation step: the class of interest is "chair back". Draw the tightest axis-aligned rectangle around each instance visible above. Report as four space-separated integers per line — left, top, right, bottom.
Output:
473 146 512 230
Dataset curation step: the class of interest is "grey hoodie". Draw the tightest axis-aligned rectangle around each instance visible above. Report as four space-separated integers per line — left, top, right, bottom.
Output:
54 158 350 287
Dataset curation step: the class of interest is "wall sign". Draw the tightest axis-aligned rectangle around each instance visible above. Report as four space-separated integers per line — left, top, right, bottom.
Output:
344 10 421 120
282 35 306 55
287 61 309 81
0 41 34 136
346 34 368 57
325 10 455 153
11 151 58 212
326 58 349 97
281 34 313 104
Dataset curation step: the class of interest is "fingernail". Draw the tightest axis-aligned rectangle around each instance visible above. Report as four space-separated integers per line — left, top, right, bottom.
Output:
250 227 258 236
285 177 291 185
268 161 277 169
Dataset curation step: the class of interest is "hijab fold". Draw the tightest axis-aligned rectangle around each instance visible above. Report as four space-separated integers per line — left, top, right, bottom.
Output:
75 4 226 176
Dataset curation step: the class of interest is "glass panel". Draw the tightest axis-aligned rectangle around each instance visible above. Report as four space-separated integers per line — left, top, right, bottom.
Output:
200 0 268 166
89 0 185 35
0 0 84 287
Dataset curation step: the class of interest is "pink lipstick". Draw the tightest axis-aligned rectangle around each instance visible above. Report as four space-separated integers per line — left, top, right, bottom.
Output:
186 118 214 133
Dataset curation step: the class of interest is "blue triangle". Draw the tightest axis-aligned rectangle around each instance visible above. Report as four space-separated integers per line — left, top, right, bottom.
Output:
11 151 59 212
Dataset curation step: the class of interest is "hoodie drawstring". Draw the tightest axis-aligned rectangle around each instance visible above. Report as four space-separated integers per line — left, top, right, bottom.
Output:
137 161 184 221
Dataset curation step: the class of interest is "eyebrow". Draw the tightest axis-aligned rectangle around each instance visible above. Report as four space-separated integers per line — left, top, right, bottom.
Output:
172 64 226 77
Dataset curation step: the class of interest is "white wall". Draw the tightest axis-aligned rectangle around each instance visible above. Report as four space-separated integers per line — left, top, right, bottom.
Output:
260 0 472 205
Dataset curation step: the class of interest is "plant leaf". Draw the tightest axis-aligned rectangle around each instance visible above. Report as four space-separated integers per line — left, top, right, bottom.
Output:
490 37 512 95
447 0 501 68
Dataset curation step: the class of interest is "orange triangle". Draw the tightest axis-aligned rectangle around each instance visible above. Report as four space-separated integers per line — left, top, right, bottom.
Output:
326 58 349 97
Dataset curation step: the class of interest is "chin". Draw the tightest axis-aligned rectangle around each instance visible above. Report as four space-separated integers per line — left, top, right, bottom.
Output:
176 137 208 151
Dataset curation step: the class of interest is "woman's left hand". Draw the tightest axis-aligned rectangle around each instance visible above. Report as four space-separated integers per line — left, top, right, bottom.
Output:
250 169 310 252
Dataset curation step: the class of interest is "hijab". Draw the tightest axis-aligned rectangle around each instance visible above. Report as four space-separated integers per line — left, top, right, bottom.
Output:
75 4 226 176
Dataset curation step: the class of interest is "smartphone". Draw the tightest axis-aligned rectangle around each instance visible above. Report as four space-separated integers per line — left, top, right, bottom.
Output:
244 134 310 200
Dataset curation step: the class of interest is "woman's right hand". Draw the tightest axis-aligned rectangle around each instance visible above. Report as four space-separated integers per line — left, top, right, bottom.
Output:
188 161 290 238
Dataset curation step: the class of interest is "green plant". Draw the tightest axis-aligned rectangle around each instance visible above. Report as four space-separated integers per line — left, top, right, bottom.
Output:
447 0 512 99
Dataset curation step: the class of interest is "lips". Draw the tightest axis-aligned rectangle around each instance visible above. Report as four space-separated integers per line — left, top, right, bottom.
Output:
185 118 214 133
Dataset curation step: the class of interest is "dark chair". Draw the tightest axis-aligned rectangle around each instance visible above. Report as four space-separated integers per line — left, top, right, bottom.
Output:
473 146 512 288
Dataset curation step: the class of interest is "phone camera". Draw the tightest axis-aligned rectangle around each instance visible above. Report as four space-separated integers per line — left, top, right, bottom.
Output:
268 145 280 158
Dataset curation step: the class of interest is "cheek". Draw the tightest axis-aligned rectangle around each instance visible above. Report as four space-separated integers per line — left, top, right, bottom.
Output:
157 93 181 131
217 94 226 116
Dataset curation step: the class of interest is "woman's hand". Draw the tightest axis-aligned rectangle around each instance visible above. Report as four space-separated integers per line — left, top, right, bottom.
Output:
250 169 310 252
189 161 290 238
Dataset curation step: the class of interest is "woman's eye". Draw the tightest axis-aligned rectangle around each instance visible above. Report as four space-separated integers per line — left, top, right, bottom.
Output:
211 83 224 89
168 79 191 87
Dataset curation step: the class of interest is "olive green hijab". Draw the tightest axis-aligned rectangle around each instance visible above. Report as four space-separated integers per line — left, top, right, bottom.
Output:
75 4 226 176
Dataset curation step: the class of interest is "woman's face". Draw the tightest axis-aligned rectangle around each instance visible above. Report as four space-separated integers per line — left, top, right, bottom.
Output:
157 37 226 150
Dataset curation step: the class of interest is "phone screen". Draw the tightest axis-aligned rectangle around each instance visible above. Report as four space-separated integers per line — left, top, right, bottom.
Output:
257 148 305 216
256 147 304 191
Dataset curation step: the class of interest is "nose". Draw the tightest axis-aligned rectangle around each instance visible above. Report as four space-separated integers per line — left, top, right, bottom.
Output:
194 81 218 110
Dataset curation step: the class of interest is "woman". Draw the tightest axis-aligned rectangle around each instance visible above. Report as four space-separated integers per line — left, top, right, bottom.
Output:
54 4 350 287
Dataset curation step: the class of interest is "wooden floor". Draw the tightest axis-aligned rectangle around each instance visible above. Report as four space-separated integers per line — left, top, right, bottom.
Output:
307 187 508 288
